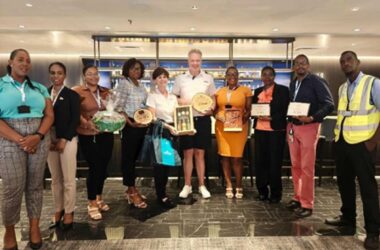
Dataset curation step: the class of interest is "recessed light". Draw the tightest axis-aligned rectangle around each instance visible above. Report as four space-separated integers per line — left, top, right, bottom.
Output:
26 3 33 7
105 26 111 30
190 27 196 31
19 40 25 43
351 7 360 12
19 25 25 29
353 28 361 32
272 28 279 32
192 5 198 10
352 43 356 46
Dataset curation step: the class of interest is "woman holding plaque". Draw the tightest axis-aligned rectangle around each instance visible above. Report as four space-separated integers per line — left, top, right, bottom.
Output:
72 65 114 220
113 58 149 209
146 67 178 208
214 66 252 199
252 66 289 203
0 49 53 250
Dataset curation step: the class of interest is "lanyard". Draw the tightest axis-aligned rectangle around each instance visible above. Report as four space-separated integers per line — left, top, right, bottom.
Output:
293 80 302 101
226 85 239 104
91 88 101 108
11 79 27 103
51 86 65 106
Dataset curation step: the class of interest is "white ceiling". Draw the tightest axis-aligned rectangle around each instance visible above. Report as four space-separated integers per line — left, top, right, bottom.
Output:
1 0 380 58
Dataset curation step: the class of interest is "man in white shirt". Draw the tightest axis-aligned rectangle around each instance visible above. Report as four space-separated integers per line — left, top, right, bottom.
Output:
172 49 216 199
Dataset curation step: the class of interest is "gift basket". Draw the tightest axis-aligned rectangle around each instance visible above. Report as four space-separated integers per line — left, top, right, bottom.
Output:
92 94 126 132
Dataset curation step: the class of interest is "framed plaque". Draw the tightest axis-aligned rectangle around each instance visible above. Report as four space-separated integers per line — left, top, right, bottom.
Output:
192 93 214 113
287 102 310 116
133 109 153 125
174 105 195 135
251 104 270 116
224 108 243 132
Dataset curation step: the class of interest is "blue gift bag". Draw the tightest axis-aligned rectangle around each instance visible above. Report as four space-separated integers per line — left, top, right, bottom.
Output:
160 138 176 166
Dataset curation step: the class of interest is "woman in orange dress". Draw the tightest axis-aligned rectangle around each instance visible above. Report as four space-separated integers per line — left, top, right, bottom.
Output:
214 66 252 199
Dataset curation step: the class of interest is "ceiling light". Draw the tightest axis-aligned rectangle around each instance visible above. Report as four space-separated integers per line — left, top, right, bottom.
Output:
26 3 33 7
272 28 279 32
19 25 25 29
190 27 196 31
192 5 198 10
351 43 356 46
351 7 360 12
19 40 25 43
353 28 361 32
105 26 111 30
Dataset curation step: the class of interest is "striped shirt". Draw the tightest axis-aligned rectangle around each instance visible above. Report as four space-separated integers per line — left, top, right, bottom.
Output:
113 78 148 118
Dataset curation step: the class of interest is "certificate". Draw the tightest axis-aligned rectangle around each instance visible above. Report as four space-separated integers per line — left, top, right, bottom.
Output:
251 104 270 116
174 105 195 135
224 109 243 132
287 102 310 116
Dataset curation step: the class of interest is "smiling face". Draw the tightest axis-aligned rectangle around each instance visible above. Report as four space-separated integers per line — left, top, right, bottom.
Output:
83 67 99 87
154 73 169 91
49 64 66 87
188 52 202 75
225 67 239 88
128 62 142 81
261 68 275 87
293 55 310 78
8 50 31 80
339 52 360 77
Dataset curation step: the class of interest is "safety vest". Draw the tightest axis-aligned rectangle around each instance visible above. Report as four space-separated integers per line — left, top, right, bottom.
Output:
335 74 380 143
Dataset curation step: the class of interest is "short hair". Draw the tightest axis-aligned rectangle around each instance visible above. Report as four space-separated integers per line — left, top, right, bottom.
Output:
152 67 169 80
261 66 276 77
340 50 359 60
294 54 310 64
225 66 239 75
82 65 98 75
122 58 145 79
49 62 66 74
188 48 202 58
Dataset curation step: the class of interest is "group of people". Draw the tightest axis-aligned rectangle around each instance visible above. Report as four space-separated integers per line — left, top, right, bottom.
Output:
0 48 379 250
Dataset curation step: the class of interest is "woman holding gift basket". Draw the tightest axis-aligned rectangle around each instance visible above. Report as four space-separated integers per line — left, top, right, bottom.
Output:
146 67 180 209
72 65 114 220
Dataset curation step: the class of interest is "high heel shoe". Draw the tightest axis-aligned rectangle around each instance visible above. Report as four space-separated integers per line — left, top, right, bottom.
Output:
126 192 147 209
225 187 234 199
96 200 110 212
88 205 102 220
49 209 64 229
62 212 74 230
235 188 243 199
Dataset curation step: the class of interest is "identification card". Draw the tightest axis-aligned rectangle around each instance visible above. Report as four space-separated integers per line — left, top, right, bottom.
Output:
17 105 31 114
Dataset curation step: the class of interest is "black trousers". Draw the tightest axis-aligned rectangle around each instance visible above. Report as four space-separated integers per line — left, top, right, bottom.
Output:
121 123 148 187
254 130 286 199
335 138 380 235
78 133 114 200
154 164 170 199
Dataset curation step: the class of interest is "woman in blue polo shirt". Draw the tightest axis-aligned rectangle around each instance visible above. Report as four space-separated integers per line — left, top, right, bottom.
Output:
0 49 54 250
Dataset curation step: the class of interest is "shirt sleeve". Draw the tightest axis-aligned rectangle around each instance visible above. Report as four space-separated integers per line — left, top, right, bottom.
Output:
244 86 253 97
146 93 156 109
371 78 380 110
172 76 181 96
207 76 217 96
113 79 128 112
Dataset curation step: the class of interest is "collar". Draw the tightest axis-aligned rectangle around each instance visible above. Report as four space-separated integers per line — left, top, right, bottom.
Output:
2 74 27 85
185 70 205 78
295 73 310 83
347 71 364 85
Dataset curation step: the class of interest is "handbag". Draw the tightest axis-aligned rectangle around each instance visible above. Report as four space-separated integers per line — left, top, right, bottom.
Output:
152 121 181 167
136 131 155 166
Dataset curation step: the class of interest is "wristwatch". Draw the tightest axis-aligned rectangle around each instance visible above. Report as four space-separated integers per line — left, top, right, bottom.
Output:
34 132 45 140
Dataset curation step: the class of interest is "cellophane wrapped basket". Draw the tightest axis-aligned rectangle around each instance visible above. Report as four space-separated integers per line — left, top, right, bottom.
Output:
92 93 126 132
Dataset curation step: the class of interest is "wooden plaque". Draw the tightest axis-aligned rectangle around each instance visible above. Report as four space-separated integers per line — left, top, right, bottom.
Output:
192 93 213 113
133 109 153 125
223 108 243 132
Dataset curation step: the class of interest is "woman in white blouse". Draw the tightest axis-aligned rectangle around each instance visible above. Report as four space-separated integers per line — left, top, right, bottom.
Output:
146 67 178 208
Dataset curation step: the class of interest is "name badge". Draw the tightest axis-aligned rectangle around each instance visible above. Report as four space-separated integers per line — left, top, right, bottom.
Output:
18 105 31 114
343 111 352 117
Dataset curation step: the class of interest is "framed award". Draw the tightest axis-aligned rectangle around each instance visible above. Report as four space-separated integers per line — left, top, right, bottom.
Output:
174 105 195 135
287 102 310 116
191 93 214 113
224 108 243 132
251 104 270 116
133 109 153 125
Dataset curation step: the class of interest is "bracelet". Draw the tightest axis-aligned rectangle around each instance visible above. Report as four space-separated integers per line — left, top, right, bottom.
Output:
34 132 45 140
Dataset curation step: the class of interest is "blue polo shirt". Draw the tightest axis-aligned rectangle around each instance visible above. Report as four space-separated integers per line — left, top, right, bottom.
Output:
0 74 50 119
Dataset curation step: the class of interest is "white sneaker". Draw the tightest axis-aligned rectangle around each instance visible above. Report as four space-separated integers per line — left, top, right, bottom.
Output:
179 185 192 198
199 185 211 199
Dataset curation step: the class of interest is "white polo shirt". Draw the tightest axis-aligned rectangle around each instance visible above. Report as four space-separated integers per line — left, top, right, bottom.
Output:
172 70 216 116
146 90 178 123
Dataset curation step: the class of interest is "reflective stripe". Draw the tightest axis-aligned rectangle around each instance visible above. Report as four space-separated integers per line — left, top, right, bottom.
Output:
359 76 375 111
337 109 379 116
336 123 379 131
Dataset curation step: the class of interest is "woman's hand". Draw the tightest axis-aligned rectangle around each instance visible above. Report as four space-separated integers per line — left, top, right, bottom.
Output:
87 120 100 134
55 139 67 153
215 112 225 123
19 134 41 153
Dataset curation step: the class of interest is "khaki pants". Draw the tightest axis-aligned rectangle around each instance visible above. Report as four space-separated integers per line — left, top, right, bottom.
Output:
47 129 77 214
